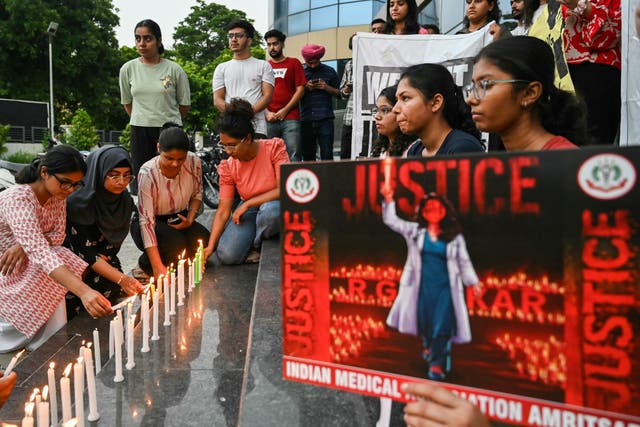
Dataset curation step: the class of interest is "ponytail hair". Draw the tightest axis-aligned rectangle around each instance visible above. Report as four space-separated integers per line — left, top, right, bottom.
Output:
217 98 256 139
400 64 481 140
474 36 589 145
15 145 86 184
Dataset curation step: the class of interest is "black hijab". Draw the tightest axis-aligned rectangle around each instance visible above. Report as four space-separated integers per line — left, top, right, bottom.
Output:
66 145 134 246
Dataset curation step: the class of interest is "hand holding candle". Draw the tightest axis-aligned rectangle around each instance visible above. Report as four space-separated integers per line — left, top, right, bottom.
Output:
2 349 24 378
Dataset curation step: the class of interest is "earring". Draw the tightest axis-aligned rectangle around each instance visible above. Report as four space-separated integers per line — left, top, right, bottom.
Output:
523 101 528 108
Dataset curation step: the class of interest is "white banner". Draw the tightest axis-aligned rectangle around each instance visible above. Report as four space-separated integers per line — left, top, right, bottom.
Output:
350 28 492 159
621 0 640 145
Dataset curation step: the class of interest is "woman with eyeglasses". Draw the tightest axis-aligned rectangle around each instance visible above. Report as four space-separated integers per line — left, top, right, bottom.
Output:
0 145 113 353
119 19 190 194
130 126 210 279
204 98 289 265
466 36 588 150
371 85 417 158
394 64 484 157
65 145 144 319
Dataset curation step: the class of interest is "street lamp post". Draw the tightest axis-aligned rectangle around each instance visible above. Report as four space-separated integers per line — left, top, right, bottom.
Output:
46 22 59 140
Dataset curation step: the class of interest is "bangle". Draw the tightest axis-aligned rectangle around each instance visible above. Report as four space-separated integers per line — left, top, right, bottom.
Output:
117 274 126 285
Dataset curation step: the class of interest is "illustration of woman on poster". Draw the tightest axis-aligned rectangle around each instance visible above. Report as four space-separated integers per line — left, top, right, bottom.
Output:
380 183 478 381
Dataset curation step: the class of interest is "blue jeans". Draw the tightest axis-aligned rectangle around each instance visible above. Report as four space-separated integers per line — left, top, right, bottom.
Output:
267 119 302 161
213 200 280 265
301 119 334 161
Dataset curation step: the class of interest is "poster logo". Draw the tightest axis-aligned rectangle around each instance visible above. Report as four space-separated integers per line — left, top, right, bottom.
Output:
286 169 319 203
577 154 636 200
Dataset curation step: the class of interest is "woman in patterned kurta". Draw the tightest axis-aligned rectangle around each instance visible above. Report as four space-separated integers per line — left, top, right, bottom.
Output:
0 146 112 352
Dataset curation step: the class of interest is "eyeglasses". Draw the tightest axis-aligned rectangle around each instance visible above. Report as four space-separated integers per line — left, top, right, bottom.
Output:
464 79 530 101
52 174 84 191
372 106 394 117
227 32 246 39
106 174 135 183
220 137 246 152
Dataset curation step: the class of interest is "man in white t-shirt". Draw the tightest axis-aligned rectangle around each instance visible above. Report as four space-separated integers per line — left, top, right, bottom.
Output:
213 20 274 138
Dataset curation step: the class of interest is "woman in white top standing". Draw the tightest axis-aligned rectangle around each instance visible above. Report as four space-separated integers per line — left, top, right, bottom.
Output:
119 19 190 194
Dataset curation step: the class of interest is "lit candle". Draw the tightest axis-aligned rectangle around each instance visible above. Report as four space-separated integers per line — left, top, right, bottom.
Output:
163 276 171 326
198 239 205 274
151 284 160 340
188 259 194 292
2 349 24 377
126 314 136 370
126 302 133 344
21 401 34 427
37 386 49 427
32 388 40 422
76 344 84 392
141 292 150 352
169 266 176 315
60 363 73 422
177 257 185 306
47 362 58 426
194 254 201 284
92 328 101 374
83 346 100 422
73 357 84 427
113 317 124 383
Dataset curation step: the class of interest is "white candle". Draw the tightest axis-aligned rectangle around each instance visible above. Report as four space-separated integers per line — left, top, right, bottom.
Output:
37 386 49 427
108 319 114 358
83 346 100 422
169 268 176 315
163 276 171 326
177 259 185 306
188 259 194 291
47 362 58 427
113 318 124 383
2 349 24 377
141 293 150 352
126 315 135 370
92 328 101 374
60 364 73 422
126 302 133 343
152 285 160 340
73 358 84 427
21 401 34 427
76 346 84 392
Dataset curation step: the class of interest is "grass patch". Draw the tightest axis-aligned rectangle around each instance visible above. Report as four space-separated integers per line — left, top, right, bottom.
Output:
3 151 36 164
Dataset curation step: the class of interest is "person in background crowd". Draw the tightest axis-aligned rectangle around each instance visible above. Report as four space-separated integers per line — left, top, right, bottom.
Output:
387 0 429 34
457 0 510 40
131 127 210 279
0 146 112 353
339 35 356 159
511 0 542 35
264 29 306 161
213 19 274 139
299 44 341 161
466 36 588 150
205 99 288 265
370 85 417 158
119 19 190 194
422 24 441 34
393 64 484 157
560 0 621 145
0 370 17 408
65 145 144 319
371 18 387 33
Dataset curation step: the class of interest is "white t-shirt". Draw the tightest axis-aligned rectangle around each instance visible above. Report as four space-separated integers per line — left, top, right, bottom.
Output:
212 57 275 135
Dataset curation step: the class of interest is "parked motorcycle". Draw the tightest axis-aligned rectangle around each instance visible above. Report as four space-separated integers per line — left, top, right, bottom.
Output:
196 134 228 209
0 159 27 191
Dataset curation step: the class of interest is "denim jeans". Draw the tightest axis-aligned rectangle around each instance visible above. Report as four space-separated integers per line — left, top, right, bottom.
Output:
301 118 334 161
213 200 280 265
267 119 302 161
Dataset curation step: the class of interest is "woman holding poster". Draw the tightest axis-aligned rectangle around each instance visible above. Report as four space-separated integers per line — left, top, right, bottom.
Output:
380 186 478 381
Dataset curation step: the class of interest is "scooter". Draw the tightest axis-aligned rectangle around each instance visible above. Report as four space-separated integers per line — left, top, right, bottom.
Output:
0 159 27 191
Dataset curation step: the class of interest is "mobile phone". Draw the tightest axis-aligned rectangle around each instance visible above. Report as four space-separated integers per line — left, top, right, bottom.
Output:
167 216 181 225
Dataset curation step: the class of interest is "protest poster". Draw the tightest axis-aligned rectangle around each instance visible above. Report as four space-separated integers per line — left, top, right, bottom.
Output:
280 147 640 426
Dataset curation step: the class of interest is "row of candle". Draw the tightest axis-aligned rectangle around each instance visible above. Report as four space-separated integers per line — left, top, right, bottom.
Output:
13 244 207 426
330 265 403 281
330 287 395 308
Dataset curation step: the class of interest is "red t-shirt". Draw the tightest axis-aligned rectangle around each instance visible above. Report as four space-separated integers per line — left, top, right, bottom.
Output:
268 57 307 120
542 136 579 150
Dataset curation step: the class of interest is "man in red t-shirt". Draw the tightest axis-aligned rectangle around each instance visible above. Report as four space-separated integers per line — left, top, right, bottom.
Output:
264 29 307 161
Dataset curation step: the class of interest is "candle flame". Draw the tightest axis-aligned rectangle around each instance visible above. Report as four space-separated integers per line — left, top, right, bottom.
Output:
25 402 34 417
49 362 55 369
15 349 25 359
81 340 85 346
87 342 92 349
180 249 186 258
29 390 36 401
63 363 72 377
42 385 49 400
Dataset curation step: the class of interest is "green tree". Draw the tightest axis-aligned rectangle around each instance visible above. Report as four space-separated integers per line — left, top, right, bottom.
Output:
67 108 98 151
173 0 263 68
0 124 9 157
118 123 131 152
0 0 125 130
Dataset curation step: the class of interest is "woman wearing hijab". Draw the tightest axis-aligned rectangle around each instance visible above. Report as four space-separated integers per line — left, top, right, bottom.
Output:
65 145 144 318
